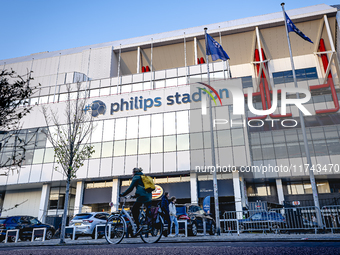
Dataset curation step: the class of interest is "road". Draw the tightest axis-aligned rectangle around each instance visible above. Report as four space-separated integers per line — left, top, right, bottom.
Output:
0 241 339 255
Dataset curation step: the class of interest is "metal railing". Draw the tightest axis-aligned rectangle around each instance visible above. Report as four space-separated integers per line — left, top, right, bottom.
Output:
321 205 340 233
221 206 325 234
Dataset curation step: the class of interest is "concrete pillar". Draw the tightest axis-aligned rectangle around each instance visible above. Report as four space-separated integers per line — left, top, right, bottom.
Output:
233 171 243 219
111 179 120 212
194 37 198 65
239 176 248 208
276 179 285 205
38 184 50 223
137 46 141 73
74 181 84 215
190 172 198 205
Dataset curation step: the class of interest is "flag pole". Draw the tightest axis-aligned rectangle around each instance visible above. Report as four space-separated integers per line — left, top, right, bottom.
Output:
204 27 221 235
281 3 322 227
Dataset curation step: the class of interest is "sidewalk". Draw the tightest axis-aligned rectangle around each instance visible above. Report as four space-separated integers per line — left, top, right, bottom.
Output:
1 233 340 248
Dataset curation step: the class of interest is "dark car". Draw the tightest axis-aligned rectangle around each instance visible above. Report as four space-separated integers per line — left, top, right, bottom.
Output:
176 204 215 236
0 216 55 242
238 211 286 233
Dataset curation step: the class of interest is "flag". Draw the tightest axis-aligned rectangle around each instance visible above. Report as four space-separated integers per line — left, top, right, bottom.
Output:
203 196 211 213
206 33 230 61
285 12 313 43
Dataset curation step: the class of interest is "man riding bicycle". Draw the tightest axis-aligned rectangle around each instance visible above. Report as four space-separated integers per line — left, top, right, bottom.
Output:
119 167 151 234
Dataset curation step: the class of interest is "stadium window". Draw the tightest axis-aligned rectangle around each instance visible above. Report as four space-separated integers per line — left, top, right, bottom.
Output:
272 67 318 85
241 76 253 88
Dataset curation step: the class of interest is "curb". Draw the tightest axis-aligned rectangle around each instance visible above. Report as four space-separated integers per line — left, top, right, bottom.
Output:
1 236 340 248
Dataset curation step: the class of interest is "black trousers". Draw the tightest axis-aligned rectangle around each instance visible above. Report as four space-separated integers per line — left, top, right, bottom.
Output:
162 211 171 234
132 201 151 228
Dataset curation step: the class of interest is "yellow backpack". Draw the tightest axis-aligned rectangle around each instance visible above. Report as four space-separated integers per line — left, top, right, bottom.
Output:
141 175 155 193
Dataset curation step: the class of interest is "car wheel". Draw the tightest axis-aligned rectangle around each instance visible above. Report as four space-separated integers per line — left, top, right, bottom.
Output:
189 223 197 236
45 230 53 240
91 230 99 239
19 236 29 242
209 224 216 235
7 236 16 242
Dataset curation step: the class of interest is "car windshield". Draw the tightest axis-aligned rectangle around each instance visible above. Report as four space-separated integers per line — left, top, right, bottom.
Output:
30 218 40 224
72 214 92 220
251 213 262 220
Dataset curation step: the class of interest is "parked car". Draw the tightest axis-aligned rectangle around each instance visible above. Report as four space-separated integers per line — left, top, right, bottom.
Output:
68 212 109 239
238 211 286 233
0 216 55 242
176 204 216 236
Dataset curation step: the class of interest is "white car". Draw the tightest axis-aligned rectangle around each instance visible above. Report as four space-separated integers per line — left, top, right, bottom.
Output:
69 212 109 239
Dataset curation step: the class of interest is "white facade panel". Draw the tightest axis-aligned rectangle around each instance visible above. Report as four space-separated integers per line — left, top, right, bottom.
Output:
7 170 19 185
137 154 150 174
150 153 163 173
190 149 204 170
75 160 88 179
113 156 125 175
177 151 190 171
40 163 54 182
164 152 176 172
29 164 42 183
87 159 100 178
233 146 247 167
125 156 137 175
218 147 234 167
2 189 42 217
18 166 31 184
0 171 7 186
100 158 113 177
277 158 292 178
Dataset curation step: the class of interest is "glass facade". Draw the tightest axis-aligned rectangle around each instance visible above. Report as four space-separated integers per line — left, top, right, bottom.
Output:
250 124 340 161
272 67 318 84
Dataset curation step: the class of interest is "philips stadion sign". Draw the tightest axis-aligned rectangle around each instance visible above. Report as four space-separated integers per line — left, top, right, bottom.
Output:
84 81 313 121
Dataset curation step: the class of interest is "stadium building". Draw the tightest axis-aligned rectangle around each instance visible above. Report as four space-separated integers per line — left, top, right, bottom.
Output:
1 4 340 226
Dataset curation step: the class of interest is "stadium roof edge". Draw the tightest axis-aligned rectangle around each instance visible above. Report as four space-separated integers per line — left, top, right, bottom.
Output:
1 4 337 65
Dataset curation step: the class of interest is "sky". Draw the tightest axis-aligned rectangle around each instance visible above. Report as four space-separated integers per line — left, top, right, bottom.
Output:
0 1 337 61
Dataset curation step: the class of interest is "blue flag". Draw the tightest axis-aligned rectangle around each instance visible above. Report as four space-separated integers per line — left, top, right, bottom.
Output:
203 196 210 213
206 33 230 61
285 12 313 44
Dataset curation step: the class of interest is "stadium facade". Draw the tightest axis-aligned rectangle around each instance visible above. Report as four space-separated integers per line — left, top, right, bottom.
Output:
1 4 340 225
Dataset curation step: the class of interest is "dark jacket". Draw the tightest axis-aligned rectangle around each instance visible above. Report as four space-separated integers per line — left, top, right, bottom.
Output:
121 172 152 203
161 195 170 215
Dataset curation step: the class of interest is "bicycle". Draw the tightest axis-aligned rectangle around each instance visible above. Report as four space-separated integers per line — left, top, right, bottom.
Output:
105 195 164 244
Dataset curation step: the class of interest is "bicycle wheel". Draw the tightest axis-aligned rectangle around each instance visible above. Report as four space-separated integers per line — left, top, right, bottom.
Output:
105 215 126 244
140 213 163 243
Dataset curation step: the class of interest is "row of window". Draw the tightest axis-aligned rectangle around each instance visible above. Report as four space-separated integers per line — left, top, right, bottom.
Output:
28 70 229 106
248 92 336 113
251 126 340 145
272 67 318 85
248 112 340 133
241 67 318 89
0 128 245 166
247 180 331 197
285 181 331 195
250 125 340 160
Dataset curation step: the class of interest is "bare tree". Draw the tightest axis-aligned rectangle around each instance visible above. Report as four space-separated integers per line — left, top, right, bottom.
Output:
42 82 94 244
0 69 39 174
